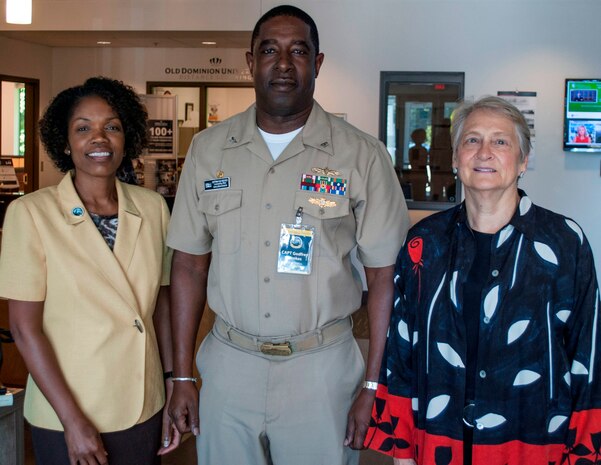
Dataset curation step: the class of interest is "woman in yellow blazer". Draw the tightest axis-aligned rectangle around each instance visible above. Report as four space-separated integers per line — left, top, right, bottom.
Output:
0 77 180 464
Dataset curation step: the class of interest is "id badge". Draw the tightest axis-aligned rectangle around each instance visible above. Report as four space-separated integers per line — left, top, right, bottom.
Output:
277 207 315 275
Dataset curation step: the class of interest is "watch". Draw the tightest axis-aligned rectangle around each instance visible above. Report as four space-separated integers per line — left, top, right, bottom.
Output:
362 380 378 391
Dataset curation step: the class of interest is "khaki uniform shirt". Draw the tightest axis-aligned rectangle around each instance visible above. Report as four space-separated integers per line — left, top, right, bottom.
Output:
0 173 172 431
167 102 409 337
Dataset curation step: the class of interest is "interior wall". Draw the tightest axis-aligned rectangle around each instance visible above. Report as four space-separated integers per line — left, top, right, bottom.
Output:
206 87 256 124
0 36 54 186
304 0 601 277
50 47 251 94
0 0 261 30
1 0 599 274
307 0 601 274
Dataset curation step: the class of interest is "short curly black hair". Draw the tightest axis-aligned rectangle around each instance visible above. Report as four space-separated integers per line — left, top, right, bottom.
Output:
39 76 148 173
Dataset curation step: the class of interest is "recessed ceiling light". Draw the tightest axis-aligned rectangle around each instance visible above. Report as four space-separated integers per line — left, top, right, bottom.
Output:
202 41 217 45
6 0 32 24
97 41 111 45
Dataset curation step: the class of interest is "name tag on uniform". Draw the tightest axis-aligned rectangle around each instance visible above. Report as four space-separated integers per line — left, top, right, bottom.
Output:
204 177 230 191
277 224 315 275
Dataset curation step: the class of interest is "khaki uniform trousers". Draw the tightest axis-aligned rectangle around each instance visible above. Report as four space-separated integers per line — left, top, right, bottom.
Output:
195 327 365 465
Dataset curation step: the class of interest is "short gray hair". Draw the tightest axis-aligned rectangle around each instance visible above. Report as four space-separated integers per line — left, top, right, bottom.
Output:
450 96 531 162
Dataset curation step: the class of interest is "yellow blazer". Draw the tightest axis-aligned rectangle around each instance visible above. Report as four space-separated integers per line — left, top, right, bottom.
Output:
0 172 172 432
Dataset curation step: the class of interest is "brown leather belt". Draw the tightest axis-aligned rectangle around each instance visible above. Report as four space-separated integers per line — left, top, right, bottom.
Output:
213 316 352 356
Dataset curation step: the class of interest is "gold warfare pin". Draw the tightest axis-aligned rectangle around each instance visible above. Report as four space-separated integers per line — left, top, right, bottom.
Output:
311 167 340 177
308 197 337 208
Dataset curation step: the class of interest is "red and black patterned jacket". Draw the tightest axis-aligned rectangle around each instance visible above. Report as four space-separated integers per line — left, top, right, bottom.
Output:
367 192 601 465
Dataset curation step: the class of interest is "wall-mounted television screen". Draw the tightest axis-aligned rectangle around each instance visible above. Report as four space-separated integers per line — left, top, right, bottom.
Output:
564 79 601 152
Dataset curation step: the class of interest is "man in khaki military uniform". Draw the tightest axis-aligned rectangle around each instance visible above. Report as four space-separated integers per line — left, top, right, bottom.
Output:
167 5 409 464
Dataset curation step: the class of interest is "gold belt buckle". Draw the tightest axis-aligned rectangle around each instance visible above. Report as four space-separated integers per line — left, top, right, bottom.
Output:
260 341 293 356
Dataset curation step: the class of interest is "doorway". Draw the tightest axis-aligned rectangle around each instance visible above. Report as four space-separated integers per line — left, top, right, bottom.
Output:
0 75 39 194
146 82 254 156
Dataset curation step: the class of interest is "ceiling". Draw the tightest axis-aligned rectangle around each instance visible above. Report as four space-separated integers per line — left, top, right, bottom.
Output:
0 30 251 48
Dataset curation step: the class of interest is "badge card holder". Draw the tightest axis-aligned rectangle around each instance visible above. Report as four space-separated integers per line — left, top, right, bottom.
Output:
277 207 315 275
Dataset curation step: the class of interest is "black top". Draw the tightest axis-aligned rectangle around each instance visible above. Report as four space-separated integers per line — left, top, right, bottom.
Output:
463 230 493 402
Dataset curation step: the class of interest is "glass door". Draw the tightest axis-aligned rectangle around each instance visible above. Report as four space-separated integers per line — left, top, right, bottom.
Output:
380 72 464 209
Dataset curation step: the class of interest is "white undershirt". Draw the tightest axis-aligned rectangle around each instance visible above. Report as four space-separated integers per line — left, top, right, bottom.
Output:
258 127 303 160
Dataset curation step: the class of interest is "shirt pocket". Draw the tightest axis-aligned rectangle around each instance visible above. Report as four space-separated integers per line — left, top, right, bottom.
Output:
294 190 350 257
197 189 242 254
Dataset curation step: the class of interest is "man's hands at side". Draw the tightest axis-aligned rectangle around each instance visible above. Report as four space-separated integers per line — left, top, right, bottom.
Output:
168 381 200 437
344 387 376 450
